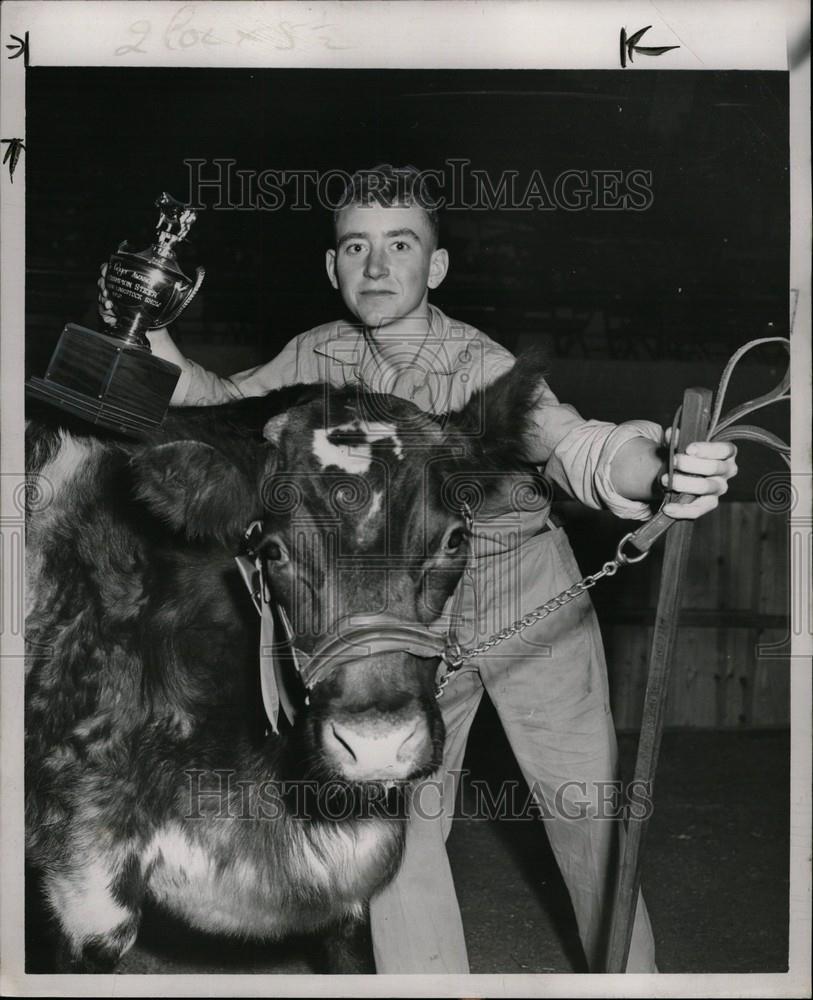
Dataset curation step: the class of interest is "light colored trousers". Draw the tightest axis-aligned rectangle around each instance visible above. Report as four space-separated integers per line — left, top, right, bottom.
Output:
369 522 657 973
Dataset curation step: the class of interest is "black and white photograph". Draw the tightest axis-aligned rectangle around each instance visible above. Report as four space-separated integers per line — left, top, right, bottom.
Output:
1 2 810 996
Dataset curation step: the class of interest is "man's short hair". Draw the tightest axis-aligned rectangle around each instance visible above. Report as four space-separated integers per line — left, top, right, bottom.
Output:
333 164 440 246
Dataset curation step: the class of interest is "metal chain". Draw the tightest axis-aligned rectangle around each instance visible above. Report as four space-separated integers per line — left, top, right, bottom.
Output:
436 530 650 698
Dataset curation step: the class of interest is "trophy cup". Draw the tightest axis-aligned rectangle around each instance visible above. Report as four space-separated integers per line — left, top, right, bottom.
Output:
27 193 204 435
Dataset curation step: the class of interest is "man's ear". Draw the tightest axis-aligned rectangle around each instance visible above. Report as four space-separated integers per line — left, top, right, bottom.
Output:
427 248 449 290
325 248 339 289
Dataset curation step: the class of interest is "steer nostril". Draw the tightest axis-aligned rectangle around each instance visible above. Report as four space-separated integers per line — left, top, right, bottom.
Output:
331 724 357 762
396 721 428 762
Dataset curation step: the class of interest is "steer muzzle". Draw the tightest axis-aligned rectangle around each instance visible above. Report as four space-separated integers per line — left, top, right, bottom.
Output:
313 647 444 783
322 713 434 782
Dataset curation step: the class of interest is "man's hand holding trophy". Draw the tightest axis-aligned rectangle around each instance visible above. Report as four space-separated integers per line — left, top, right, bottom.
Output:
27 193 204 434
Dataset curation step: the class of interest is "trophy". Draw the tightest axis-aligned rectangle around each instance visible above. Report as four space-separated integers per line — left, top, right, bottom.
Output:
27 193 204 435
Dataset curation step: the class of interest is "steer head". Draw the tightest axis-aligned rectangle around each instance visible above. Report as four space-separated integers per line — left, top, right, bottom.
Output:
133 350 547 788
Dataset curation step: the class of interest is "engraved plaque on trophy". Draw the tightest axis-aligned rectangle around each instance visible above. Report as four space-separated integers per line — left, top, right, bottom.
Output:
26 193 205 435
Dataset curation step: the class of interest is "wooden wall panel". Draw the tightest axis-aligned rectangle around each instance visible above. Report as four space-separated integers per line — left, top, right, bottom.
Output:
561 500 790 730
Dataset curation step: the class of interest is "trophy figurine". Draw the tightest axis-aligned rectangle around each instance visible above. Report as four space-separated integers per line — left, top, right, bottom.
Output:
27 193 205 434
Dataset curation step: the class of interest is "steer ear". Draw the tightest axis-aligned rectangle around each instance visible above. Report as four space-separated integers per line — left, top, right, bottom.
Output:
132 441 273 545
447 345 549 467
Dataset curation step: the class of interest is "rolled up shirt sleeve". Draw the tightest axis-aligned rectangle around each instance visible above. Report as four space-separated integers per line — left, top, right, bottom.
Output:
171 334 319 406
171 359 246 406
534 389 665 521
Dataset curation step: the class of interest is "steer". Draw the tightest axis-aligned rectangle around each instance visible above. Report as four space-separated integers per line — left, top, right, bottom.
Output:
25 353 546 973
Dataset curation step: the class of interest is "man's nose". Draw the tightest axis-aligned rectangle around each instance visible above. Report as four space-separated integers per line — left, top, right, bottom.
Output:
364 247 389 279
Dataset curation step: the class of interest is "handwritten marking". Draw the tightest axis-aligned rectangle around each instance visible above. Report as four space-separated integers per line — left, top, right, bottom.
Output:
1 138 25 183
164 5 223 50
6 31 29 67
115 5 352 56
620 25 680 68
236 27 263 47
114 20 150 56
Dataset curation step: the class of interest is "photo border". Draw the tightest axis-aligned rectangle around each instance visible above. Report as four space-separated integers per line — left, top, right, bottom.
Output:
1 2 809 997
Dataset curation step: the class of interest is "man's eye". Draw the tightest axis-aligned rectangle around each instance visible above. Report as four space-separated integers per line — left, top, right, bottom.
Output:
392 241 410 251
345 243 366 255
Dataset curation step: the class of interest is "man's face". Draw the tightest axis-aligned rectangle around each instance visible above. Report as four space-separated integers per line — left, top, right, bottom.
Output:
326 203 448 329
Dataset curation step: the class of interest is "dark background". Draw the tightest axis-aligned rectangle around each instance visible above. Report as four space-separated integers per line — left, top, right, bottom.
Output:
26 67 789 497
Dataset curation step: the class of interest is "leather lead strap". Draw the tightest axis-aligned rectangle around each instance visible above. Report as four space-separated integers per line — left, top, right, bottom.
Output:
606 339 789 970
605 387 713 973
626 337 790 557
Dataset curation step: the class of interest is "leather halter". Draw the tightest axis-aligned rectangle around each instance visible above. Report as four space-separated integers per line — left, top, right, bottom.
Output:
283 612 451 690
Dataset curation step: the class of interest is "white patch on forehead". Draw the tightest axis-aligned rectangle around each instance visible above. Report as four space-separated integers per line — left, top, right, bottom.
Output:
360 422 403 459
313 427 372 475
312 420 403 474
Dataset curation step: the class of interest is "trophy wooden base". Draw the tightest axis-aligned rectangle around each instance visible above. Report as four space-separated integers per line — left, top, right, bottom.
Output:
26 323 181 436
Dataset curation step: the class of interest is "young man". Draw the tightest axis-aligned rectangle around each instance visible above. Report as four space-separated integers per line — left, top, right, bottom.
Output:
100 165 737 973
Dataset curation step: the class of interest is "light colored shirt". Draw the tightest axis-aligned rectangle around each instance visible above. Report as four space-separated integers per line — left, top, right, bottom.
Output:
172 304 662 521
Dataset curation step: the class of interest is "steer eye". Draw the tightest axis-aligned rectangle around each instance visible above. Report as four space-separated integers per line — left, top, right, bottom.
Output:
443 526 467 554
263 539 289 566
